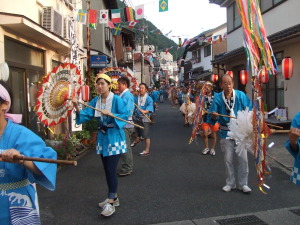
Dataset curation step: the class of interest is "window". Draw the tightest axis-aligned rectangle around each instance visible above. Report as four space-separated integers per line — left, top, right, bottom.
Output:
204 45 211 57
260 0 285 12
265 51 284 110
227 2 241 33
192 49 201 64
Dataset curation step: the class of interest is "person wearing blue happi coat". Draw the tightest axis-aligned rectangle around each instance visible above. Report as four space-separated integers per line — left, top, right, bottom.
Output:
208 74 252 193
285 112 300 185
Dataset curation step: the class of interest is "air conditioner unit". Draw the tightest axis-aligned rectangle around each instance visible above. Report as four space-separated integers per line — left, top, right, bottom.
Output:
63 17 70 41
42 7 63 37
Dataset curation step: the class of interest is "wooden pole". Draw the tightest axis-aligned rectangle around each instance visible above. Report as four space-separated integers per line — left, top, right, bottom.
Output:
86 1 91 86
0 154 77 166
134 102 151 122
79 101 144 129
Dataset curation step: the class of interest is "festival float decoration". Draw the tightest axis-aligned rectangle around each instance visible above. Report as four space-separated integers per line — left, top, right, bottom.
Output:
98 67 139 93
81 85 90 102
226 70 233 78
281 57 294 80
211 74 218 83
258 66 269 84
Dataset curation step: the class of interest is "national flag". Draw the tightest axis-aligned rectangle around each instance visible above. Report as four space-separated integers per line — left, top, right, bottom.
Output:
88 10 98 29
112 24 123 36
178 38 182 47
128 20 138 28
159 0 168 12
77 9 87 23
108 21 115 29
164 30 172 36
99 10 108 24
165 48 169 54
111 9 121 23
182 38 189 47
135 5 144 20
124 7 135 22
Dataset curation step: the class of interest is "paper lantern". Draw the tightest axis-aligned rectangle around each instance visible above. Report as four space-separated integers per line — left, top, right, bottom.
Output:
81 85 90 102
226 70 233 78
239 70 248 85
258 66 269 83
281 57 294 80
211 74 218 83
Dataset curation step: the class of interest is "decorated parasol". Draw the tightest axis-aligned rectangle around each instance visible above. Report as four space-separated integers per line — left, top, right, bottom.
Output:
36 63 82 126
98 67 139 93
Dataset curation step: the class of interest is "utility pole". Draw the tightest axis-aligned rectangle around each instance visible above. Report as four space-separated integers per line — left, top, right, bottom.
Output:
86 1 91 86
141 29 144 83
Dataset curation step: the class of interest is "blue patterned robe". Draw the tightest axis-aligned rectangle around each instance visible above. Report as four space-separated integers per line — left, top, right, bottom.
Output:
285 112 300 185
75 95 128 157
0 119 57 225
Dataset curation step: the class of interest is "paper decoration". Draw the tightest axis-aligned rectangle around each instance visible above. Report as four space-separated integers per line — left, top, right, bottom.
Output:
88 10 97 29
124 7 135 21
128 20 138 28
77 9 87 23
112 24 123 36
111 9 121 23
159 0 168 12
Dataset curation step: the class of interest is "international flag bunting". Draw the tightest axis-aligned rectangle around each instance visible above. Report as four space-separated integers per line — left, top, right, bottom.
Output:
124 7 135 22
128 20 138 28
135 5 145 20
159 0 168 12
111 9 121 23
108 21 115 29
88 10 98 29
112 24 123 36
99 10 108 24
77 9 87 23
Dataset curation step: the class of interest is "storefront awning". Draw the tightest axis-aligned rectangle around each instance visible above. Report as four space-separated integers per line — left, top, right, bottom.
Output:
0 12 71 53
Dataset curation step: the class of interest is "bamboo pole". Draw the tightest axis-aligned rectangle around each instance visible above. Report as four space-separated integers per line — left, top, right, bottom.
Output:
0 154 77 166
134 103 151 122
79 101 144 129
270 129 290 134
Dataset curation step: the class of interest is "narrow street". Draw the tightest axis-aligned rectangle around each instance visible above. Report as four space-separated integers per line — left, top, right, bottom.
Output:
38 102 300 225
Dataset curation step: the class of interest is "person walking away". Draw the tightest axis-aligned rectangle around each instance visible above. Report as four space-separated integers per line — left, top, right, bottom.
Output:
208 74 252 193
72 74 128 217
0 80 57 224
201 81 219 156
117 77 134 177
285 112 300 185
132 83 154 156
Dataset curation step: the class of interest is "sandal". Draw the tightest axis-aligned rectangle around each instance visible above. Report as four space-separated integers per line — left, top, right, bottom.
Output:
130 139 141 147
139 151 150 156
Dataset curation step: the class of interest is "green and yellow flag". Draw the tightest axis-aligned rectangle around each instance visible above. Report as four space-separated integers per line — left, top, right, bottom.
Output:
159 0 168 12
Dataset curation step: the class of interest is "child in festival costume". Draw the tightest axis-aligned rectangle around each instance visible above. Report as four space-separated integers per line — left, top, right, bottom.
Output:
201 81 219 156
285 112 300 185
0 80 57 224
72 74 128 217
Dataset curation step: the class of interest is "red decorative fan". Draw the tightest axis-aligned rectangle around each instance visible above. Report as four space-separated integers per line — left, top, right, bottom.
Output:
98 67 139 93
36 63 82 126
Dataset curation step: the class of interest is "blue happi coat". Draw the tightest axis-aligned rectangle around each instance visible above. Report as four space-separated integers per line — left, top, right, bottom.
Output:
208 90 252 138
285 112 300 185
0 119 57 225
75 94 128 157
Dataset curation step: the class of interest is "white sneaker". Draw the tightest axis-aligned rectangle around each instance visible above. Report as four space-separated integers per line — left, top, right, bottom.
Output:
101 203 115 217
210 149 216 156
98 198 120 208
222 184 236 192
202 148 210 155
238 185 252 193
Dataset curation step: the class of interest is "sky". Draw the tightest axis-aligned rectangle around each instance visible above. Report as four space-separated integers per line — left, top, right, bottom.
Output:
128 0 227 42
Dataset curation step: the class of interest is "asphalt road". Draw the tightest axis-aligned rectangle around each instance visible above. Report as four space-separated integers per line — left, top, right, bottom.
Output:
38 102 300 225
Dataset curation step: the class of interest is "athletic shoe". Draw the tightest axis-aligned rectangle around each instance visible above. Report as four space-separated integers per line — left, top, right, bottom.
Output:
202 148 210 155
238 185 252 193
222 184 236 192
98 198 120 208
118 170 133 177
100 203 115 217
210 149 216 156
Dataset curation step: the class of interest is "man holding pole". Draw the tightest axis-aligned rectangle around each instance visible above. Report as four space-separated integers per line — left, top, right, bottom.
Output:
208 74 252 193
117 77 135 176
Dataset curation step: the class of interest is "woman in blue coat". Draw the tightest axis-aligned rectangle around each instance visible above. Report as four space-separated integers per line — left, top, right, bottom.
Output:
72 73 128 217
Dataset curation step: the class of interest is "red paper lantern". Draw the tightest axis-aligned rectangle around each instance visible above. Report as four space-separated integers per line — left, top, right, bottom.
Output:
81 85 90 102
281 57 294 80
211 74 218 83
239 70 248 85
258 66 269 84
226 70 233 78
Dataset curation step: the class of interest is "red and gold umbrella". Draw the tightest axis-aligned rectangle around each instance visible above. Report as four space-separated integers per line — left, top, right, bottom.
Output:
36 63 82 126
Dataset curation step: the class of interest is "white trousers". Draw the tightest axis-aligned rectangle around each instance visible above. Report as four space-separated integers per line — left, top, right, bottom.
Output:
220 138 249 187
